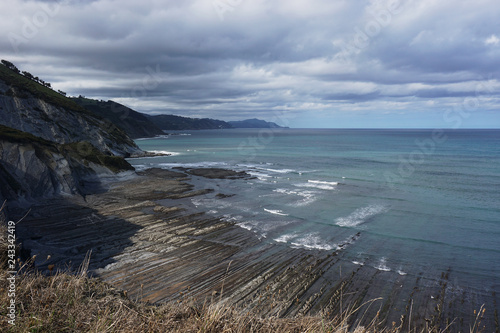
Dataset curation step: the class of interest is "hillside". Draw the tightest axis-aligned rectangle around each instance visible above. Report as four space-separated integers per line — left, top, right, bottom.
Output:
0 62 139 204
72 97 165 138
228 118 284 128
148 114 232 130
0 64 140 156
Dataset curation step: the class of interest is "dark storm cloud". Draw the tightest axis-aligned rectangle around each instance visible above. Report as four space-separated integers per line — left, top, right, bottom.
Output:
1 0 499 126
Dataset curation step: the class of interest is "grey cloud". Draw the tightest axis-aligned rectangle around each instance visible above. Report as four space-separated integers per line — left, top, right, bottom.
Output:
1 0 499 125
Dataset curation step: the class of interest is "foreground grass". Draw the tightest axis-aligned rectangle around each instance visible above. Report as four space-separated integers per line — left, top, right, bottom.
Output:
0 209 487 332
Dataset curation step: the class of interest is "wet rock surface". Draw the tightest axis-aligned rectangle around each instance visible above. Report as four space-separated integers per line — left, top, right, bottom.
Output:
12 168 499 332
175 167 254 179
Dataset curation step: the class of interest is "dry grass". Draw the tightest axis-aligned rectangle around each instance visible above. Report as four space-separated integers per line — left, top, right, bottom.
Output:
0 206 487 333
0 261 388 333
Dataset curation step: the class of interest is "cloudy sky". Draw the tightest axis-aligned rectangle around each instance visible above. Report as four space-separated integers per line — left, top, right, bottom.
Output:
1 0 500 128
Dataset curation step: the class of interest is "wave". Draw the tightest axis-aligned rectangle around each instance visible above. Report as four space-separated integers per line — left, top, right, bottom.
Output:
290 233 335 251
335 204 387 228
261 167 296 174
248 171 272 180
148 150 181 156
273 188 318 206
135 134 171 141
293 179 338 190
264 208 288 216
221 214 243 223
375 257 391 272
274 233 299 243
308 180 338 186
238 219 291 239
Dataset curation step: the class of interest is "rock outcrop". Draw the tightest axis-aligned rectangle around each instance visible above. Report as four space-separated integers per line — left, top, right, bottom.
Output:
0 65 141 157
0 125 134 205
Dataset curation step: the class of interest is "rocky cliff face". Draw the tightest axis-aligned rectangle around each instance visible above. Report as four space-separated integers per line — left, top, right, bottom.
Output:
0 126 135 206
0 80 141 157
0 65 142 209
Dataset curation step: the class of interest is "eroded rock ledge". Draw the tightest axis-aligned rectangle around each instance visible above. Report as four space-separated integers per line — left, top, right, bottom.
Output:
12 168 499 332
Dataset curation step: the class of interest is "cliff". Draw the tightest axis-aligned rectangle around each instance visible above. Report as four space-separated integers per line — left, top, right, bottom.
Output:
0 65 141 157
0 125 134 205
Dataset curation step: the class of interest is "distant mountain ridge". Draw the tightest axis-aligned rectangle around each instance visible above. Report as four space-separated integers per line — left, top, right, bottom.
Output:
147 114 232 131
72 97 286 135
228 118 285 129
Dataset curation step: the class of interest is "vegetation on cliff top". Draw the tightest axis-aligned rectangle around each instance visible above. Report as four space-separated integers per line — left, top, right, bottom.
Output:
72 97 165 139
0 64 89 116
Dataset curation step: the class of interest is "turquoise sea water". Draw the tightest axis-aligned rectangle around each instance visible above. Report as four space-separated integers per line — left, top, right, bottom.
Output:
129 129 500 296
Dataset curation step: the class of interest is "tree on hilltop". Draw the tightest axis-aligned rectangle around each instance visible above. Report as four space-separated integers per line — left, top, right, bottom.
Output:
22 71 34 80
1 59 20 73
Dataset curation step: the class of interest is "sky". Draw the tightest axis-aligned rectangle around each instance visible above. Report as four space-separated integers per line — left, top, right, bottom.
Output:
1 0 500 128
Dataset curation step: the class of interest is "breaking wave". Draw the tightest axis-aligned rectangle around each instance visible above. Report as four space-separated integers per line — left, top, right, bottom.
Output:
335 204 387 228
264 208 288 216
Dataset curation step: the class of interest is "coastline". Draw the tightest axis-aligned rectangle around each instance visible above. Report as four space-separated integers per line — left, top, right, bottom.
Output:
12 167 499 331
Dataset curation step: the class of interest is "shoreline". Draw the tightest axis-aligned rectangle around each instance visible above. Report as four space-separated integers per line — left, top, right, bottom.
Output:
12 167 499 331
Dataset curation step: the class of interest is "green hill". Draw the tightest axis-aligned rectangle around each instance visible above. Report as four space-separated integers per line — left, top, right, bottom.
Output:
147 114 233 130
72 97 165 138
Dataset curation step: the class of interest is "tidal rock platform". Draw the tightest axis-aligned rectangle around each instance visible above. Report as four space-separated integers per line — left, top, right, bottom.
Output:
12 168 499 331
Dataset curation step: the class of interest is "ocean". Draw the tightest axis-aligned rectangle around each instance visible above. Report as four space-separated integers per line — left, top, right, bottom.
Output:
129 129 500 300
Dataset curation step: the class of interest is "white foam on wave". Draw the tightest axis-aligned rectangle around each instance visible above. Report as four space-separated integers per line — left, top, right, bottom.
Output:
294 181 337 190
221 214 243 223
375 257 391 272
264 208 288 216
135 134 171 140
273 188 318 207
398 270 407 276
335 204 387 228
352 261 364 266
274 233 298 243
238 219 291 239
290 233 335 251
248 171 272 181
261 168 296 174
308 180 338 186
148 150 181 156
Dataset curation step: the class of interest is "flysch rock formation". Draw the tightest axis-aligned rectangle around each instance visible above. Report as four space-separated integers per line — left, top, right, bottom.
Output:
11 168 499 332
0 126 135 206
